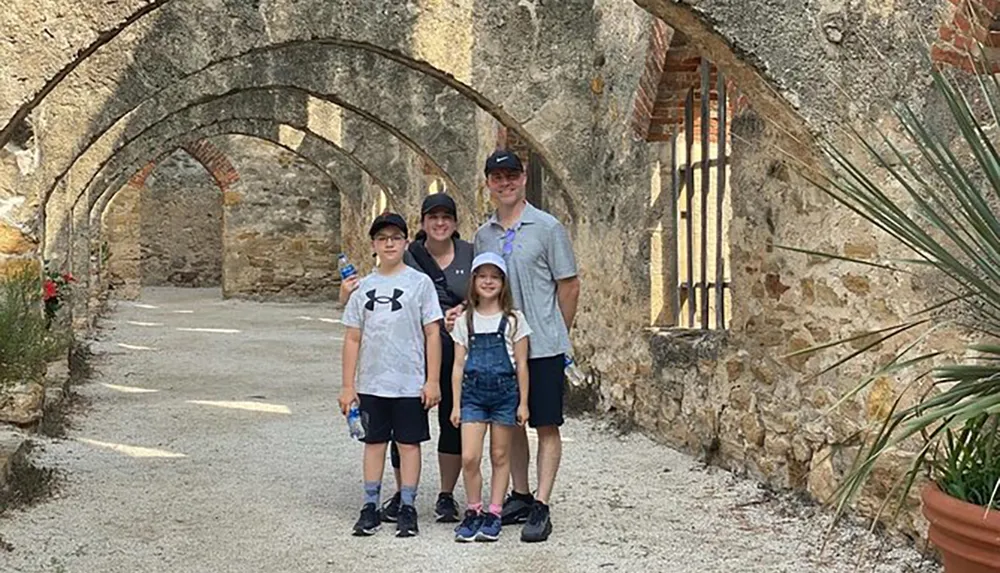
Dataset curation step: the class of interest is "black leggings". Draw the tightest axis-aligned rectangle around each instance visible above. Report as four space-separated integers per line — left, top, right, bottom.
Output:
390 334 460 468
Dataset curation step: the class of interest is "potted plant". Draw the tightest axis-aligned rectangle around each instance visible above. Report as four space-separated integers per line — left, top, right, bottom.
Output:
788 52 1000 571
923 414 999 572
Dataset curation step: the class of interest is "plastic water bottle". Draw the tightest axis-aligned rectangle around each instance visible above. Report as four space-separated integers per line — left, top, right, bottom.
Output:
338 253 357 281
564 355 586 387
347 404 366 440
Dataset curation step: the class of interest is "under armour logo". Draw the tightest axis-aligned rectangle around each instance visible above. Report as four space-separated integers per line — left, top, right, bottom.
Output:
364 288 404 312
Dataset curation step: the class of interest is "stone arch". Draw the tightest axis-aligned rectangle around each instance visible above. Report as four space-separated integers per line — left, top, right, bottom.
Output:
97 145 233 298
0 0 821 207
78 89 447 229
76 119 404 293
43 82 470 260
87 119 392 228
89 129 352 302
53 84 457 219
631 1 815 154
22 34 579 226
71 118 396 307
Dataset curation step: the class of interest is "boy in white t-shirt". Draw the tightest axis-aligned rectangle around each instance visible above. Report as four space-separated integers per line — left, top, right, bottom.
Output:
338 212 443 538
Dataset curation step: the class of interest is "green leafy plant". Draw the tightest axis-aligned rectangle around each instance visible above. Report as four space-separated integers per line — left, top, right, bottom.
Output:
0 268 66 388
784 53 1000 523
931 413 1000 510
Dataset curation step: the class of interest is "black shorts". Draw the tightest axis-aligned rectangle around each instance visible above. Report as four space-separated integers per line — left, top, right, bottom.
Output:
527 354 565 428
358 394 430 445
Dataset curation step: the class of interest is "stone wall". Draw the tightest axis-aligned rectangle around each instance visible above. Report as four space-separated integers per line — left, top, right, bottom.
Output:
103 135 340 300
219 135 340 301
102 183 140 300
139 150 222 287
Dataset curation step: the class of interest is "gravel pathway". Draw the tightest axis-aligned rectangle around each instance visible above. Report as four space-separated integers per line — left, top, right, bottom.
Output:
0 288 938 572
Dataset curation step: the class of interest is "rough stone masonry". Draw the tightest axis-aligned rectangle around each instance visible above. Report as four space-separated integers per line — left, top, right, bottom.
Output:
0 0 992 540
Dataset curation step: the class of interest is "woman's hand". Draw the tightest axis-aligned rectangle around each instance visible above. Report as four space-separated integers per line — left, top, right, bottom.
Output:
516 402 529 427
444 302 466 332
450 407 461 428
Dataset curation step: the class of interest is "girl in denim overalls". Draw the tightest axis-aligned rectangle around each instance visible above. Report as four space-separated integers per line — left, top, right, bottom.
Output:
449 252 531 542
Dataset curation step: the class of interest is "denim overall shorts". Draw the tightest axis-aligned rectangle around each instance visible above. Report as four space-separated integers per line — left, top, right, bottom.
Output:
460 315 519 426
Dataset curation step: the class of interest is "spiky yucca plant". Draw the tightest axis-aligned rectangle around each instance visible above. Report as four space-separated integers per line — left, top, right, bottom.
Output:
786 53 1000 524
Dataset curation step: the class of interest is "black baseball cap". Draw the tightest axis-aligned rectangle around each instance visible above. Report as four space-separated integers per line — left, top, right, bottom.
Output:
484 150 524 175
368 212 408 238
421 193 457 219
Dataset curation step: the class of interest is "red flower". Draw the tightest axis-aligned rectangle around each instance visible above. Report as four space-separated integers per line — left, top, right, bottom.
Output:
43 280 58 301
62 273 75 283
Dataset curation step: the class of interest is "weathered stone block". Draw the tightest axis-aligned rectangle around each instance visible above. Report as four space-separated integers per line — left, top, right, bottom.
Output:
223 191 242 206
0 429 28 490
0 382 44 425
44 360 69 387
741 410 765 447
840 274 871 295
0 222 35 256
843 238 878 259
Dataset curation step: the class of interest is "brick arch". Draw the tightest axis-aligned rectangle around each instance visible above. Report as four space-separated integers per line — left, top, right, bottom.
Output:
124 139 239 193
932 0 1000 72
631 19 673 140
631 24 751 143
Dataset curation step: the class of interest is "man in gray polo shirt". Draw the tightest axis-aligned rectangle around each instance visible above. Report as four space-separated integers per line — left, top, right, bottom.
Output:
471 150 580 542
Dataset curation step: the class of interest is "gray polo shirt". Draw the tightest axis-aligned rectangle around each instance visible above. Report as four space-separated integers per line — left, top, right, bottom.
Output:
474 202 577 359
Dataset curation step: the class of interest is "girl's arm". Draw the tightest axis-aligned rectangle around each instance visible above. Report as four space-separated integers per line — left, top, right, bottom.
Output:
513 337 530 426
450 343 466 428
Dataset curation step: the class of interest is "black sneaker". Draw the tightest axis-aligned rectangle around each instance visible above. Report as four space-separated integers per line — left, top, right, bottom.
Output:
435 492 460 523
500 491 535 525
352 503 380 536
379 492 401 523
396 504 419 537
520 501 552 543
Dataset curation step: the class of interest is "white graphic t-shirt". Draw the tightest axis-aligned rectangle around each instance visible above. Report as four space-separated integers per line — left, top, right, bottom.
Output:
452 309 532 367
342 266 443 398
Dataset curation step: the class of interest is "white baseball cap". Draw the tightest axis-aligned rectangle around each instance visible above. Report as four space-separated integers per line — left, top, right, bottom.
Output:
471 252 508 276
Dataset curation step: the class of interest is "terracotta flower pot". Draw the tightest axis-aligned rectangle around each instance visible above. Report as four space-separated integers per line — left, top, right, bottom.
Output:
922 483 1000 573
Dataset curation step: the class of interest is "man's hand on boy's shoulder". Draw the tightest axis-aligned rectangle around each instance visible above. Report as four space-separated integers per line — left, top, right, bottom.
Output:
421 380 441 409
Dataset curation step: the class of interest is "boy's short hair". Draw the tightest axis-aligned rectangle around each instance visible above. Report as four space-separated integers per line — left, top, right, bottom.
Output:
368 212 409 238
